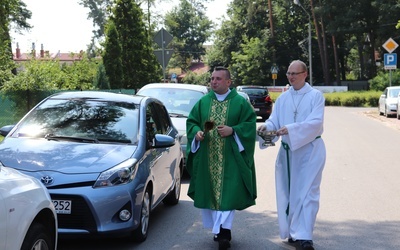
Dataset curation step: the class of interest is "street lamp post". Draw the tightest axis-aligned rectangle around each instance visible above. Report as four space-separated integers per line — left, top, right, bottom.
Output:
293 0 312 86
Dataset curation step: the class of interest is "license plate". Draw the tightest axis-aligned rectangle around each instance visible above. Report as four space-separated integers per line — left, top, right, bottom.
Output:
254 108 260 111
52 200 72 214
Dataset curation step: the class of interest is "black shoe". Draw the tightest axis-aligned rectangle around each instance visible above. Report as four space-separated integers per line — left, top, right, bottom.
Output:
288 237 297 243
220 227 232 241
214 234 219 242
218 238 231 250
300 240 314 250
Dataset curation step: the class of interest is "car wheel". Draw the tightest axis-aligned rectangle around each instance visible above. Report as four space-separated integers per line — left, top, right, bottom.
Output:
132 188 151 242
163 169 181 206
379 106 383 116
21 223 53 250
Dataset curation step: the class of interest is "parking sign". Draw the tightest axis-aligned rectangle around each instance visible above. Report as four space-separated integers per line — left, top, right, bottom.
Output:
384 53 397 70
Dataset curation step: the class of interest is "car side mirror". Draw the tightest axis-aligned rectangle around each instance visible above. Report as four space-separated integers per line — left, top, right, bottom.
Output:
153 134 175 148
0 125 14 137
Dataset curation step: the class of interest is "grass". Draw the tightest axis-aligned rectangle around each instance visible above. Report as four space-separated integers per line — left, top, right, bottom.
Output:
269 90 381 107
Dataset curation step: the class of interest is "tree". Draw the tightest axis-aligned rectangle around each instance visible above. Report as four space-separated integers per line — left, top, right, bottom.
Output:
208 0 301 86
102 20 123 89
94 62 110 89
104 0 159 90
79 0 113 56
1 0 32 78
231 36 271 86
164 0 213 70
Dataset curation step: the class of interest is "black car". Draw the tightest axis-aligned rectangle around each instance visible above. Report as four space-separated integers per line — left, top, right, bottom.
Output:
236 85 273 120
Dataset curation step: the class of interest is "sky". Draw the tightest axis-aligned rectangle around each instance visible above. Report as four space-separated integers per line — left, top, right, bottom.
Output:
11 0 231 54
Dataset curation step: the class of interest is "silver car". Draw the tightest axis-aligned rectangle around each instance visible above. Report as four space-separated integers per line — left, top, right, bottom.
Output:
378 86 400 117
137 83 209 172
0 162 58 250
0 91 183 242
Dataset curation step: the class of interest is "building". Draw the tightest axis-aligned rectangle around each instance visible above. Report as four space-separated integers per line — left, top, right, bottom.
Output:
13 42 84 65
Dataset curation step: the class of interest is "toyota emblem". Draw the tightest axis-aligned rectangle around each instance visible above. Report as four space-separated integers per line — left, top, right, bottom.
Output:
41 175 54 185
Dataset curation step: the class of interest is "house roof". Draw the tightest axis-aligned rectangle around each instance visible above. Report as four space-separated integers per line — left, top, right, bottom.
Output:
13 51 84 62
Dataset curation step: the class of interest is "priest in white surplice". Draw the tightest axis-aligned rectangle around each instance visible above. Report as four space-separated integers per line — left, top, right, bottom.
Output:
257 60 326 250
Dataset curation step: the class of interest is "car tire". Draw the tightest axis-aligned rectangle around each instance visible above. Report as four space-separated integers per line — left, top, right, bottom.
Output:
21 222 54 250
132 187 151 242
163 169 181 206
379 107 383 116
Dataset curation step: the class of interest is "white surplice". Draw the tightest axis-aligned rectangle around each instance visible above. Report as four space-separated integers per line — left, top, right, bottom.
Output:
260 83 326 241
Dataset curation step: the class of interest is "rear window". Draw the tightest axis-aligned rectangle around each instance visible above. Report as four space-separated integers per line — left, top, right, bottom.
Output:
240 88 269 96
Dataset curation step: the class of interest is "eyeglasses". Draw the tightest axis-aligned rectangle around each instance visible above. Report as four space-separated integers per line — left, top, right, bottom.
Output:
286 71 305 76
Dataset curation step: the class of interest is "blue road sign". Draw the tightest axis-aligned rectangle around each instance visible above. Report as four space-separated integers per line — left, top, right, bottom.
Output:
384 53 397 70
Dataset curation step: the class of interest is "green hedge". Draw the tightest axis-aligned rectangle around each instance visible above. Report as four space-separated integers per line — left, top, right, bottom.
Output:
270 90 382 107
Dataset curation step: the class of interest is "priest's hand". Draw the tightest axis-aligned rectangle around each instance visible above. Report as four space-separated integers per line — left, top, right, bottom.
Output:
195 131 205 141
277 126 288 136
217 125 233 137
257 124 267 132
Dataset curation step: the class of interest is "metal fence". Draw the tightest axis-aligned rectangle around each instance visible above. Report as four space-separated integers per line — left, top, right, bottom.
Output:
0 89 136 127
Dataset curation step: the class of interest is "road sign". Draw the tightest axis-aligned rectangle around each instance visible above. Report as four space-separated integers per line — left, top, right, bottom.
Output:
154 28 173 49
271 65 278 74
153 28 174 81
272 73 277 79
154 49 174 67
384 53 397 70
382 38 399 53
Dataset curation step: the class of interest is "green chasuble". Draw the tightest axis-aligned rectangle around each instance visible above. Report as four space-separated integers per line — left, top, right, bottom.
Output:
186 89 257 211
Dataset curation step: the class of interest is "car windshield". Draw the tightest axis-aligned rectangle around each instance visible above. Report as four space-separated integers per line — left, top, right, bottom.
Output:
389 89 400 98
10 98 139 144
139 88 203 117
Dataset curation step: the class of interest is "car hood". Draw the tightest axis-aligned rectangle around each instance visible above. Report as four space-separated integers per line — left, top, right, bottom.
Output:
0 138 137 174
171 117 187 134
386 97 398 105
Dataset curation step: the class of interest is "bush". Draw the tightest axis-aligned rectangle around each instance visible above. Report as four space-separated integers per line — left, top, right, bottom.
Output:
270 90 382 107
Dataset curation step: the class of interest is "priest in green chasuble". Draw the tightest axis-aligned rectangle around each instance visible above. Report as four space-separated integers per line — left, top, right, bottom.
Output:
186 66 257 250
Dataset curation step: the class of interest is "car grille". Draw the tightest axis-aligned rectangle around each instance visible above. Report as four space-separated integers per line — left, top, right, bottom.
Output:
50 194 97 233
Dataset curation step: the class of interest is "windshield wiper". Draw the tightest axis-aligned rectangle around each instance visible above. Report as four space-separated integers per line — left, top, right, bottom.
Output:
44 134 99 143
97 138 132 144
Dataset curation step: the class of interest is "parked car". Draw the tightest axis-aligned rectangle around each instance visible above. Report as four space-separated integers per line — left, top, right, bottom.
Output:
0 162 58 250
137 83 209 171
236 85 273 120
0 91 183 242
237 90 251 104
378 86 400 117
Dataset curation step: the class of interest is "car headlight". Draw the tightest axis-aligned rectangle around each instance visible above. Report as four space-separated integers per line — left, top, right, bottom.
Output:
93 158 137 188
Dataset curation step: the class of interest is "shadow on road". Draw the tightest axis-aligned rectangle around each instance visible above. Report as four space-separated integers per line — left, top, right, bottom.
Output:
57 195 400 250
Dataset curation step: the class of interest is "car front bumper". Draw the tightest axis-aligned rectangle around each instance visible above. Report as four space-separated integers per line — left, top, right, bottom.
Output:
50 182 144 236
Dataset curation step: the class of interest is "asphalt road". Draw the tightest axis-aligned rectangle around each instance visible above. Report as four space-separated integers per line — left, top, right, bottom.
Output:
58 107 400 250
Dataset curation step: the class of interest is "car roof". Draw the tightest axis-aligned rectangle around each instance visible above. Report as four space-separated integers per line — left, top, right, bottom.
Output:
386 86 400 90
236 85 268 89
138 83 209 93
49 91 145 103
